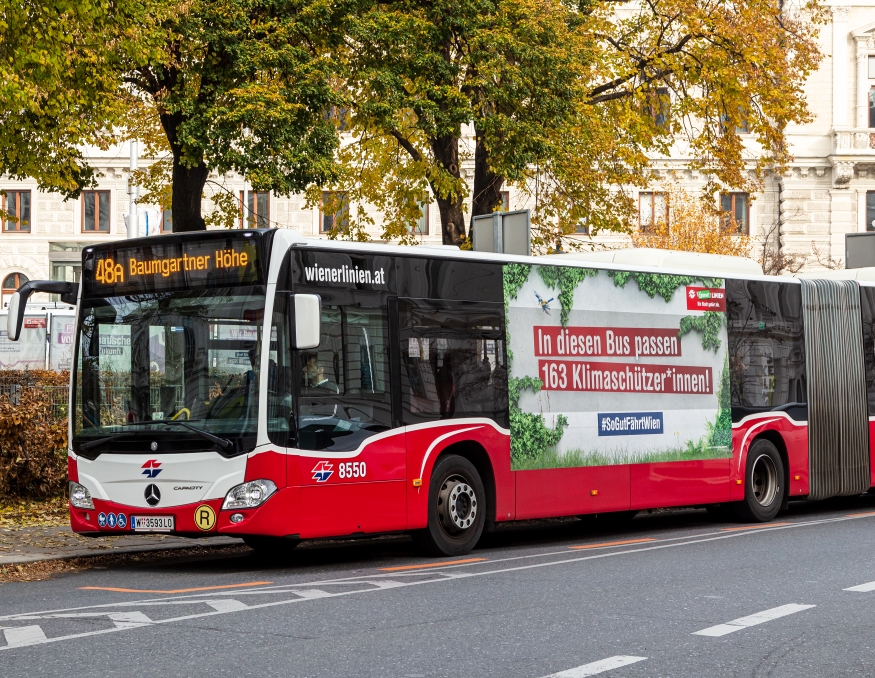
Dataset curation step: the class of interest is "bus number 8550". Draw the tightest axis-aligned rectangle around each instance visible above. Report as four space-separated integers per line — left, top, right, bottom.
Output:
338 462 367 479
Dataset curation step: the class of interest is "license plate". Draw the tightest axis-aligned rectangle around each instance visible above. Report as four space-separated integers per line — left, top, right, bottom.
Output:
131 516 175 531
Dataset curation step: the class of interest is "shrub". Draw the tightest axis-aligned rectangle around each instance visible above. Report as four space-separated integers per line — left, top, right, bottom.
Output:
0 370 69 499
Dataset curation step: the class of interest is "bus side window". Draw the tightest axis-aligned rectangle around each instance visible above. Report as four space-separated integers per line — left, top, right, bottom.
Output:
297 304 394 452
398 298 508 426
727 279 806 416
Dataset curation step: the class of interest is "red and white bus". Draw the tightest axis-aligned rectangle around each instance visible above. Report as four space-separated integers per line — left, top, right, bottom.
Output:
9 230 875 556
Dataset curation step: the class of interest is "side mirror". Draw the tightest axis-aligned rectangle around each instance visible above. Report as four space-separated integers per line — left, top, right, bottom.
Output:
291 294 321 350
7 280 79 341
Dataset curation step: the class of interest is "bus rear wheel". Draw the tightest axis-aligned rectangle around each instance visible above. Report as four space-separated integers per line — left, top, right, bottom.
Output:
415 454 486 557
734 439 784 522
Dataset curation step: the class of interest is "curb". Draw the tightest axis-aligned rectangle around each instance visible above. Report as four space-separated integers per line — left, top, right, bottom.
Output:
0 536 243 566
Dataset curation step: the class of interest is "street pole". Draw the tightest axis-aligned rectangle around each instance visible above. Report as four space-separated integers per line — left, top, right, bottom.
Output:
242 180 249 229
128 140 139 239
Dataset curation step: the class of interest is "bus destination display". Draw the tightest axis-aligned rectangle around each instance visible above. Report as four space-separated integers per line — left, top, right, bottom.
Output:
84 236 262 295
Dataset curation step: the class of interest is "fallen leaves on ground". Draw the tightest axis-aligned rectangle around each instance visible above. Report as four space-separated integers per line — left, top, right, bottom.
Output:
0 496 68 528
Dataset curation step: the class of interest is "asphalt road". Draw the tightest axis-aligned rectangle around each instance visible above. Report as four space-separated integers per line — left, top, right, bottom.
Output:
3 496 875 678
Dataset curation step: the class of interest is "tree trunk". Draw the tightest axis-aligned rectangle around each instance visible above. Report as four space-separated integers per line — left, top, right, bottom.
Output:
169 157 209 232
471 128 504 219
160 111 209 233
430 134 467 246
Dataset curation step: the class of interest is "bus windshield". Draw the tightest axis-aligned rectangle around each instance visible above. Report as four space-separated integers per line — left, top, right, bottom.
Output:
73 288 265 448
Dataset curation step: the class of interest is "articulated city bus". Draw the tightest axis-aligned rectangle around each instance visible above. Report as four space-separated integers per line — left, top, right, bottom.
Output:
9 230 875 556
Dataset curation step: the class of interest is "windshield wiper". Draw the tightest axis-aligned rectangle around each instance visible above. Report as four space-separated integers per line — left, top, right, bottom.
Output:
79 433 129 452
140 420 234 451
78 421 234 453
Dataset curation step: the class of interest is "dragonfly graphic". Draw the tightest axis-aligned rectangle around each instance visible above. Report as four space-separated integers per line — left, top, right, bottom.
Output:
535 291 554 314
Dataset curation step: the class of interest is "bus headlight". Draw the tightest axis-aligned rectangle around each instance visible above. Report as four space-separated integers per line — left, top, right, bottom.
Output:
222 479 277 510
69 481 94 509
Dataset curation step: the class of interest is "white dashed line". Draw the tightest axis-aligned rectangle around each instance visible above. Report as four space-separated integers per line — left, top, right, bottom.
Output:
693 604 816 637
540 655 647 677
843 580 875 592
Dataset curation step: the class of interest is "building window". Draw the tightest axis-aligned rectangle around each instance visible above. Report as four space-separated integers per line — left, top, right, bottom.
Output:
2 272 28 307
408 201 428 235
870 87 875 128
500 191 510 212
867 192 875 232
3 190 31 232
646 88 671 130
82 191 110 232
320 192 349 233
639 192 668 232
239 191 269 228
720 193 749 234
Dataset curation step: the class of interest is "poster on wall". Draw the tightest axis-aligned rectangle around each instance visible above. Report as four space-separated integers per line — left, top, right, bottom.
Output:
0 316 47 369
504 263 731 470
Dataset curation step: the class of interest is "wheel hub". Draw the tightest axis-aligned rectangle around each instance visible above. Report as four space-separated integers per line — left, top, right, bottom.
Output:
751 453 778 507
438 477 478 534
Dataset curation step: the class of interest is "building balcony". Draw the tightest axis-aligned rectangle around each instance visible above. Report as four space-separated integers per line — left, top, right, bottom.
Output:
831 128 875 155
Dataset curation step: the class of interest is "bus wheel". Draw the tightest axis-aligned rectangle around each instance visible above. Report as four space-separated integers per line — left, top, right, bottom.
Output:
243 536 299 557
415 455 486 557
734 439 784 522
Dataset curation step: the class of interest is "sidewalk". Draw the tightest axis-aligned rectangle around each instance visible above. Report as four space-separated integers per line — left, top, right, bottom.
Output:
0 525 241 565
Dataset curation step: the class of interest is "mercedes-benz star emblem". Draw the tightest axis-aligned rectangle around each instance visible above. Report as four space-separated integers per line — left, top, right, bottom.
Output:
150 441 158 451
144 484 161 506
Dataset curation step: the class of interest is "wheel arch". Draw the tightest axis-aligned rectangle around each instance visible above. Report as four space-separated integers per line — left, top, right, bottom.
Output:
435 440 497 531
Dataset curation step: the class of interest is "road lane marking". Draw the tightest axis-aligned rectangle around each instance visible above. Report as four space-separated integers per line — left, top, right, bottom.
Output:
2 511 872 650
693 604 815 637
79 581 272 594
379 558 487 571
843 580 875 592
568 539 656 550
205 599 248 612
3 626 47 647
23 511 875 618
541 656 647 677
720 523 791 532
847 512 875 517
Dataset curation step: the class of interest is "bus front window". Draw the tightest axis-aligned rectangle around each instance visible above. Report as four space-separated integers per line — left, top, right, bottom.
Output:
74 288 265 451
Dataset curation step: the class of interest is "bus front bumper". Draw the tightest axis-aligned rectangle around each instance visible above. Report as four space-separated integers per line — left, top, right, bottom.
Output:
69 488 297 538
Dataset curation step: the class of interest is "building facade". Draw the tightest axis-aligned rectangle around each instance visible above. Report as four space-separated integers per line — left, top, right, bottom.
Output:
2 3 874 300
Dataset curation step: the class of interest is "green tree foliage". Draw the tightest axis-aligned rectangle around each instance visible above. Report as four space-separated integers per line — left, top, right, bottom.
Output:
336 0 823 245
0 0 165 198
0 0 345 231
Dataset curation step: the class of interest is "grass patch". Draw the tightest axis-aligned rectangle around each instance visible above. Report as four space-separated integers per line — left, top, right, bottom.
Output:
512 442 732 470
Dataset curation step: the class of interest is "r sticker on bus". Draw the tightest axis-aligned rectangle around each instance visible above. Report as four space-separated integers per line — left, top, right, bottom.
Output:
195 505 217 531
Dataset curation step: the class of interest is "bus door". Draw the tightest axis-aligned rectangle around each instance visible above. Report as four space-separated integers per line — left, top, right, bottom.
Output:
295 299 406 537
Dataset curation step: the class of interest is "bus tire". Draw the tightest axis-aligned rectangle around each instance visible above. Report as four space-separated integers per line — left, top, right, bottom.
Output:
733 439 784 522
243 535 300 556
415 454 486 557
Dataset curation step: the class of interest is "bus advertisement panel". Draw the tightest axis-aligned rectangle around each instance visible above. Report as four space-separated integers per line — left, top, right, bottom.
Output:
504 263 731 470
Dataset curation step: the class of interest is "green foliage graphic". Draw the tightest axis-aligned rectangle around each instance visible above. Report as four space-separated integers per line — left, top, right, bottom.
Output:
607 271 723 302
679 312 725 353
503 263 533 315
508 376 568 466
707 356 733 450
536 266 599 326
